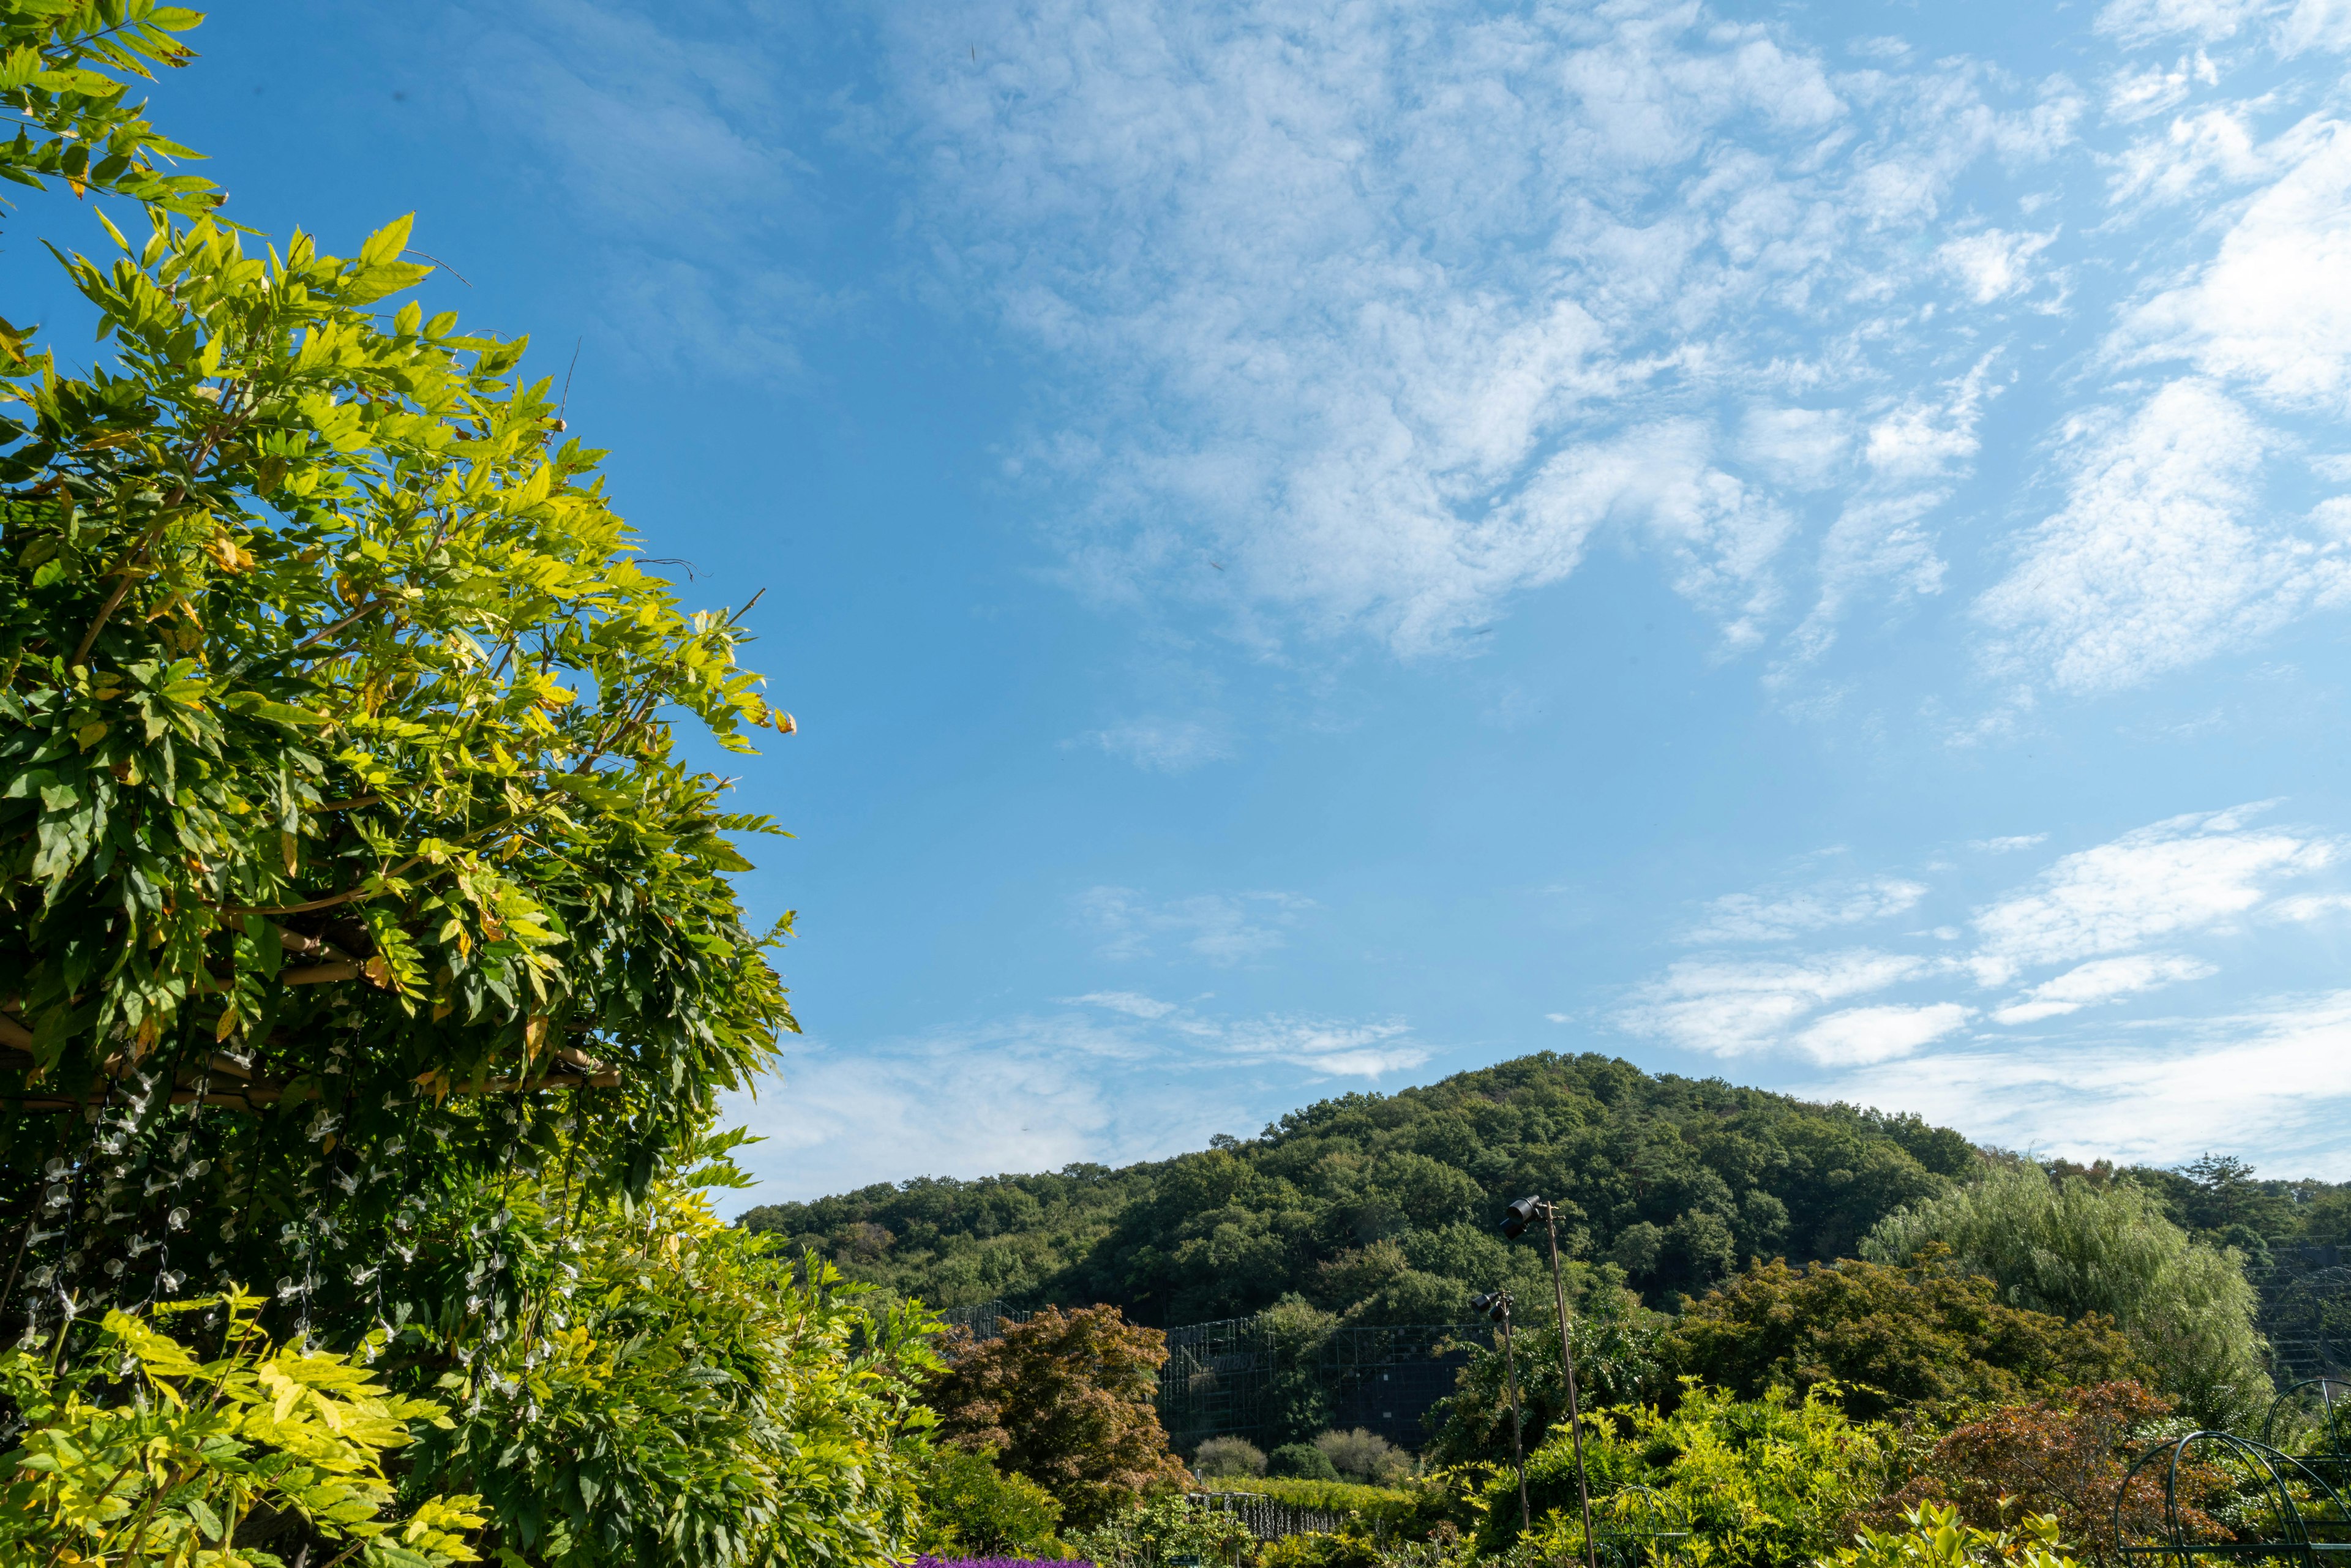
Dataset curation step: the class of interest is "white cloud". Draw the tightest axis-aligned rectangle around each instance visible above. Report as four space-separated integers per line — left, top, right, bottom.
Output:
2271 892 2351 920
1688 878 1928 942
2121 120 2351 411
1618 950 1933 1056
1078 887 1314 964
1794 1002 1974 1065
1864 362 1995 481
2095 0 2267 43
1738 408 1853 492
1938 228 2058 304
1087 716 1234 771
1990 952 2217 1022
880 0 2076 655
718 991 1427 1203
2108 105 2271 209
2104 53 2217 122
1977 378 2351 692
1827 992 2351 1176
1971 805 2336 979
1974 834 2050 852
2281 0 2351 53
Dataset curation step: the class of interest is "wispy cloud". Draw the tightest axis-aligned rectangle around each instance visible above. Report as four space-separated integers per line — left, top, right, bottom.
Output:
1977 380 2351 693
1621 806 2342 1062
1078 887 1315 964
1687 877 1928 942
720 990 1427 1202
1826 992 2351 1175
1990 953 2217 1024
1086 716 1234 771
1618 950 1937 1056
879 0 2075 659
1061 991 1427 1078
1794 1002 1975 1065
1970 805 2336 980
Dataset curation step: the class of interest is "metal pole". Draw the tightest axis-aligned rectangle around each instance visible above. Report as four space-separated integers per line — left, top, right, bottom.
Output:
1498 1302 1531 1531
1544 1201 1599 1568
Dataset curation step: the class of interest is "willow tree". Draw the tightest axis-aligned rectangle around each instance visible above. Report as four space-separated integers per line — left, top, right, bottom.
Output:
0 41 797 1343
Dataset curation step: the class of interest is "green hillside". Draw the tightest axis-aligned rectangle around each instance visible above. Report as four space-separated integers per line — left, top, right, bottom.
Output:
740 1051 1987 1324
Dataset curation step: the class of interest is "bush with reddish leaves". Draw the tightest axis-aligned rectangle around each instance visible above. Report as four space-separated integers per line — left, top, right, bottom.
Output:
1880 1381 2224 1566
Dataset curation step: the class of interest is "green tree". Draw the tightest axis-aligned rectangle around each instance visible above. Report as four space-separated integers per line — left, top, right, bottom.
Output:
0 198 795 1341
1423 1285 1663 1468
1661 1255 2145 1424
1862 1164 2267 1428
926 1304 1191 1529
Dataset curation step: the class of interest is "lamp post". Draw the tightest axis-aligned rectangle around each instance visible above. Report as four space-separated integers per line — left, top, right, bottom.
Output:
1504 1195 1597 1568
1471 1289 1531 1531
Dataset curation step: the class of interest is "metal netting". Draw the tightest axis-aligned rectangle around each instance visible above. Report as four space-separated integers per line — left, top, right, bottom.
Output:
1156 1318 1477 1452
2263 1378 2351 1496
2254 1256 2351 1387
2114 1430 2351 1566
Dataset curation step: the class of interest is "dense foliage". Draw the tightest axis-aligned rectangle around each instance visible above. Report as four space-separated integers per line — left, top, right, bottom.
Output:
1500 1383 1898 1564
913 1448 1068 1560
403 1159 939 1568
1660 1254 2147 1422
929 1305 1191 1530
0 1289 482 1567
1821 1502 2081 1568
0 0 219 228
1864 1164 2268 1428
1875 1381 2213 1568
1422 1299 1665 1468
743 1054 1977 1323
0 123 794 1343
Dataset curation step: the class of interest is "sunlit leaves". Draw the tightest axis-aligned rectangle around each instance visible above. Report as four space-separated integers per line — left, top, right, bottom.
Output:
0 203 797 1332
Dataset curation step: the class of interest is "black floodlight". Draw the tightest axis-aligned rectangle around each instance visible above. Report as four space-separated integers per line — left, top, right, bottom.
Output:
1501 1196 1541 1238
1470 1291 1509 1322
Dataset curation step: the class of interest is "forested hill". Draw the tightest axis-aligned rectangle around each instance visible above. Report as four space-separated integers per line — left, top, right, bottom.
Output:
738 1052 1985 1326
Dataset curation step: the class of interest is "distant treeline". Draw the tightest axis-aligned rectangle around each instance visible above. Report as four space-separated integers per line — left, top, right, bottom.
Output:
740 1052 2337 1326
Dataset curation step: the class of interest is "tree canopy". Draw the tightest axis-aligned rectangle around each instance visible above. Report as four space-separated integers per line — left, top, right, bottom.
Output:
0 200 795 1341
1863 1163 2268 1428
926 1304 1191 1530
741 1052 1979 1324
1660 1254 2147 1424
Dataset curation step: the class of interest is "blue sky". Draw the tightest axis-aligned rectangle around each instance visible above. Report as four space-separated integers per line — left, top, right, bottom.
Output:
48 0 2351 1202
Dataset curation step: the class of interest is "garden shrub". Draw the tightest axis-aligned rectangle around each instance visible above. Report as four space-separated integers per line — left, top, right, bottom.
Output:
1818 1501 2081 1567
1663 1254 2145 1422
1496 1384 1897 1566
1065 1493 1254 1568
916 1448 1068 1558
404 1152 938 1567
0 1291 482 1567
1313 1428 1412 1484
1204 1474 1421 1523
1864 1164 2268 1430
1193 1436 1268 1479
1878 1381 2219 1568
1268 1442 1341 1481
929 1305 1190 1529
